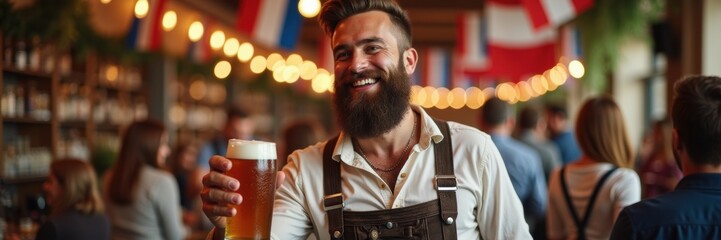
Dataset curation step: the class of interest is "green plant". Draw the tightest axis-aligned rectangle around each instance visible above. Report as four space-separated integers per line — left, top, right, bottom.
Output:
575 0 665 91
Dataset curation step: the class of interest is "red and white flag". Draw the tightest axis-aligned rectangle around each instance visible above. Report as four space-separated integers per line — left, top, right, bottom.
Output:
236 0 303 50
487 0 557 82
521 0 594 31
456 11 489 77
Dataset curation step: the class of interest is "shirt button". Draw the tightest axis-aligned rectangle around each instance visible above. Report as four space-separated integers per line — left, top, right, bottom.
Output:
400 172 407 178
380 183 386 189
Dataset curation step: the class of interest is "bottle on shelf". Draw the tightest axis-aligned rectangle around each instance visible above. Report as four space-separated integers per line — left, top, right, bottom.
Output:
14 38 27 70
3 37 13 67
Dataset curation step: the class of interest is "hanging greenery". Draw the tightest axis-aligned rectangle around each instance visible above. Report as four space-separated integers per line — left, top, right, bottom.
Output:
575 0 665 91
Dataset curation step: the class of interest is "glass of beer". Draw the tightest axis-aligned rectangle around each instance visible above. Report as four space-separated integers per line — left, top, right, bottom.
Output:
225 139 277 240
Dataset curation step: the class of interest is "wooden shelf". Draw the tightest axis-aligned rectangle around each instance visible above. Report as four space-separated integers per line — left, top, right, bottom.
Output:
2 117 52 124
60 121 88 128
2 67 53 79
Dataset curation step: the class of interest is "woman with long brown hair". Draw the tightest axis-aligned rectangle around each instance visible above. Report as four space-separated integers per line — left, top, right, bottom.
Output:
36 159 109 240
546 96 641 240
103 119 186 240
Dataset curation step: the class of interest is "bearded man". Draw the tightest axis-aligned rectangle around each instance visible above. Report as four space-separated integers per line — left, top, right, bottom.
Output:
200 0 529 239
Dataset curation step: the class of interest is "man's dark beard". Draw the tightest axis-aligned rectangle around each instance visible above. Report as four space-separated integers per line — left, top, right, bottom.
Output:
333 63 411 138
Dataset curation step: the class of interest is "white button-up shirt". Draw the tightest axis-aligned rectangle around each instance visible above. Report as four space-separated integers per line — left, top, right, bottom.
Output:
270 106 530 239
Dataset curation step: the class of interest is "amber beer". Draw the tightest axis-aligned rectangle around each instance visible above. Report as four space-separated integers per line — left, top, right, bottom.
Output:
225 140 277 240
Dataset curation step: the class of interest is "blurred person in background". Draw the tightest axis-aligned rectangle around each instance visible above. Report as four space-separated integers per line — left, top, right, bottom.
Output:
546 96 640 240
517 105 562 182
480 97 547 237
546 103 582 165
103 120 186 240
36 159 109 240
637 118 682 199
611 75 721 239
196 107 255 170
279 119 327 169
168 142 210 232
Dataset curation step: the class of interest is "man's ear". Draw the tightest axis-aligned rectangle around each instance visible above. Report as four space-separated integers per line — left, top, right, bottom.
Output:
672 128 683 151
403 48 418 75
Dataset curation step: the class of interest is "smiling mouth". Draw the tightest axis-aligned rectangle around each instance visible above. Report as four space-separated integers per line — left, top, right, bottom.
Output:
352 78 378 88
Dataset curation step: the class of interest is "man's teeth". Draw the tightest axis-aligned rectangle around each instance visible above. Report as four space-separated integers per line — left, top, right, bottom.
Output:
352 78 377 87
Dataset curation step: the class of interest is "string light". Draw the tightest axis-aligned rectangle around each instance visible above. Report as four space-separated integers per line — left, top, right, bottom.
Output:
209 31 225 50
214 60 231 79
188 21 204 42
134 0 149 18
249 56 267 74
162 11 177 31
569 60 585 78
298 0 321 18
237 42 254 62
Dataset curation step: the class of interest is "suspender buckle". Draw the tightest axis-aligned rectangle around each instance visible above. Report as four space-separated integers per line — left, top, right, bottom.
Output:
434 175 457 191
323 193 344 211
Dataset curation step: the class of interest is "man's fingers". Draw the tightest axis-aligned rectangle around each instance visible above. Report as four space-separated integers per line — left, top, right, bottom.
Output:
209 155 232 172
202 203 237 218
202 171 240 191
201 188 243 205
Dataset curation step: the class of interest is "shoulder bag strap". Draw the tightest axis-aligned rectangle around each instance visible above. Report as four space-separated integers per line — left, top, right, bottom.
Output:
433 119 458 240
322 136 344 239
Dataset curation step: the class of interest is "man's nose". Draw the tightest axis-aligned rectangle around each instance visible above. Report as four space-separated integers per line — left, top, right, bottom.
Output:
349 53 369 73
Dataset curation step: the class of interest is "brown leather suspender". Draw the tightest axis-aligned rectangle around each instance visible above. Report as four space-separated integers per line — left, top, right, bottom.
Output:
323 119 457 239
433 119 459 239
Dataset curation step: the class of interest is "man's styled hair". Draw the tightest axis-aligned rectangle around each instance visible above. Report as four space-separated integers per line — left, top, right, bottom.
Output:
519 106 543 130
671 75 721 166
546 103 568 119
318 0 412 51
480 97 513 127
575 96 634 168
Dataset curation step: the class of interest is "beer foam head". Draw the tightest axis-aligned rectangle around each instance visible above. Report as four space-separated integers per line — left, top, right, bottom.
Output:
226 139 277 160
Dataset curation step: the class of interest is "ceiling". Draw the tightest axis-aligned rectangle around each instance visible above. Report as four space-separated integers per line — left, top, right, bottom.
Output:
191 0 485 50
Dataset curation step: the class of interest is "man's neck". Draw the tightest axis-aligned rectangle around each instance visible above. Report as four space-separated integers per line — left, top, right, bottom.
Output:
683 164 721 175
355 107 416 158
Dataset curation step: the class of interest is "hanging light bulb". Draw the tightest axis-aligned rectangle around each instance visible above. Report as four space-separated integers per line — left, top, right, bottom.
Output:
209 31 226 50
188 21 204 42
298 0 321 18
162 11 177 31
134 0 149 18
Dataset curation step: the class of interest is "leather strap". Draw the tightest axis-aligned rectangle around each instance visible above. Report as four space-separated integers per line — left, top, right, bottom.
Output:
433 119 458 240
323 118 458 239
323 136 344 239
560 166 619 240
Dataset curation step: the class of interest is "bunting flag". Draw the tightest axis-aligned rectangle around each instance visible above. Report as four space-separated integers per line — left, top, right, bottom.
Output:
421 47 452 88
126 0 166 51
559 24 582 60
456 11 489 77
236 0 303 50
187 19 213 64
487 0 557 82
521 0 594 31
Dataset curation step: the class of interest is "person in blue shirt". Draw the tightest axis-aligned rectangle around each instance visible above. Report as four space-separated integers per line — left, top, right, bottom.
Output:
481 97 547 237
546 103 582 164
610 75 721 239
196 107 256 170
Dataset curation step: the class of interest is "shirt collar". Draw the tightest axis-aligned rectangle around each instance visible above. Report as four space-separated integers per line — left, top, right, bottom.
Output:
675 173 721 191
330 105 445 163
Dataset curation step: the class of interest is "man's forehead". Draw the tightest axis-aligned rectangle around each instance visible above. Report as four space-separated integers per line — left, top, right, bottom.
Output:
331 11 396 46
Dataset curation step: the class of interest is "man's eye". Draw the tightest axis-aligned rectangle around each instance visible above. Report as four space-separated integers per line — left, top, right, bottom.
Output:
366 46 381 52
335 52 350 61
